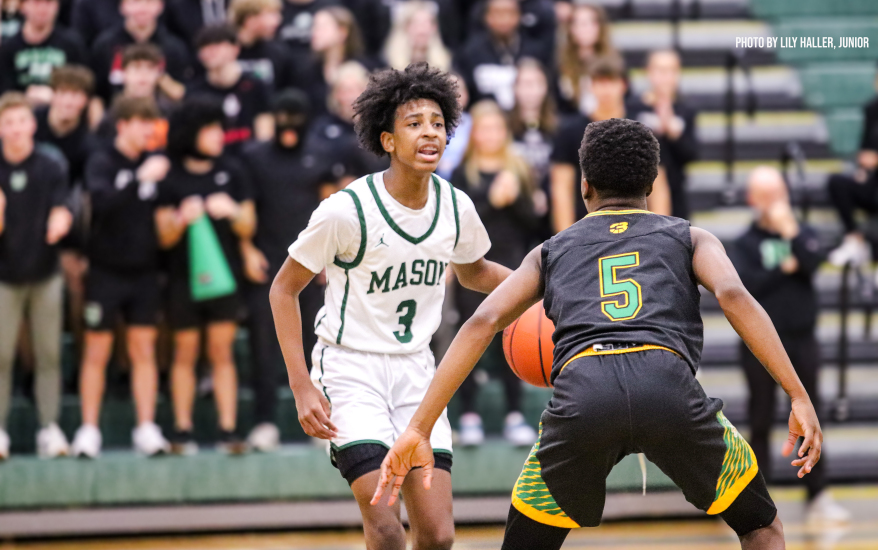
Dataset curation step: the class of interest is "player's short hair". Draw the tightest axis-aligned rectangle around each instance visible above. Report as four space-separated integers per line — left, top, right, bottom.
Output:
578 118 659 199
111 96 161 121
49 65 95 95
0 92 32 118
589 54 627 80
352 62 461 157
122 43 165 68
195 24 239 50
228 0 281 28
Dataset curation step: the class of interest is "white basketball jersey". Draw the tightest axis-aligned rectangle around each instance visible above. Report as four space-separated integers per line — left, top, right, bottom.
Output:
311 172 479 354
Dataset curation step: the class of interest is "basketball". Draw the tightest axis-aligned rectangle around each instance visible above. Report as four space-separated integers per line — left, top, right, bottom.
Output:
502 300 556 388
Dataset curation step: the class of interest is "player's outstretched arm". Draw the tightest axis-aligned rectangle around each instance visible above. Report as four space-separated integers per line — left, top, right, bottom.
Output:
372 245 545 506
269 257 338 440
690 227 821 478
453 257 513 294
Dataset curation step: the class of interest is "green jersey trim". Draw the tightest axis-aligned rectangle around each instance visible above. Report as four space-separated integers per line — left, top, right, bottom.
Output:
366 173 441 244
333 189 367 269
336 269 350 344
318 346 331 404
449 181 460 249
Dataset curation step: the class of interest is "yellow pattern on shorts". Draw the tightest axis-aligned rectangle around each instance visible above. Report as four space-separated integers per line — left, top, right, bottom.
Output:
706 411 759 515
511 426 581 528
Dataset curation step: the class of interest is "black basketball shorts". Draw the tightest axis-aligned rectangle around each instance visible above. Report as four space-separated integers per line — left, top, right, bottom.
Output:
84 266 161 331
166 281 241 330
511 347 777 533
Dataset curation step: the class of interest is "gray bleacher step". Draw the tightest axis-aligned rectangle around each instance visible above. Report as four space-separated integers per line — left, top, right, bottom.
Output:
685 159 845 211
592 0 749 20
629 65 804 111
691 206 844 245
764 424 878 482
613 20 778 66
695 111 832 161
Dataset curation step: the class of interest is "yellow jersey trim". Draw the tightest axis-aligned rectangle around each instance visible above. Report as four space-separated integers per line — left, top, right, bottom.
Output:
585 209 653 218
511 494 581 529
706 445 758 514
560 344 681 374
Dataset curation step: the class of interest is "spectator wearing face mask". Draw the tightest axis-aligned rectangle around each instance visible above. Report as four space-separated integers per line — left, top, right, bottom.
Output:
229 0 296 91
238 89 334 451
0 0 88 103
71 96 171 459
382 1 450 72
454 0 552 111
188 24 274 153
90 0 192 106
628 49 697 220
154 95 256 455
309 60 388 185
0 92 73 460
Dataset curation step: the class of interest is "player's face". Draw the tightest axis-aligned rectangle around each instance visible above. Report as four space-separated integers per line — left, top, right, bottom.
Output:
387 98 446 172
0 106 37 147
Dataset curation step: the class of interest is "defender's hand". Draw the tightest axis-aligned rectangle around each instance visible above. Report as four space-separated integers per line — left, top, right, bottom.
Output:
782 397 822 478
371 428 434 506
293 383 337 440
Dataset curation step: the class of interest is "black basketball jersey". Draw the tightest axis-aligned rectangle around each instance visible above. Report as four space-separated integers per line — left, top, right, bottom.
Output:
541 209 703 379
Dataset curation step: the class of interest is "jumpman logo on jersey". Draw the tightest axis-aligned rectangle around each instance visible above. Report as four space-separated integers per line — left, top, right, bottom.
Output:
374 234 390 248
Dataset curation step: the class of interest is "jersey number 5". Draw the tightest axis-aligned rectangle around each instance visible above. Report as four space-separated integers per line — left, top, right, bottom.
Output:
394 299 417 343
599 252 642 321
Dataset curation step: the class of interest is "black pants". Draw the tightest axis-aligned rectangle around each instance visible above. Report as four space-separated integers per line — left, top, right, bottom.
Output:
245 279 323 424
455 283 522 415
740 330 826 499
827 173 878 233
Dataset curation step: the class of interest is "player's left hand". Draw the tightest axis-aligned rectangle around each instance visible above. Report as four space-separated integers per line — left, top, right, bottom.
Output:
371 428 434 506
783 396 822 478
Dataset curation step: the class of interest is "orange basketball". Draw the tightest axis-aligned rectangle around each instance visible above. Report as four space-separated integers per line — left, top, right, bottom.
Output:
502 300 556 387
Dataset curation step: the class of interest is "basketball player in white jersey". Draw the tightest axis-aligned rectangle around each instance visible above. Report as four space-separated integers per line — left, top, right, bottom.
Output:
270 63 513 549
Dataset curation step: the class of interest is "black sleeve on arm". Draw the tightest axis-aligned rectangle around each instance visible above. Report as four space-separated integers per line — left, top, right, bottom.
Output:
789 226 823 277
49 157 71 207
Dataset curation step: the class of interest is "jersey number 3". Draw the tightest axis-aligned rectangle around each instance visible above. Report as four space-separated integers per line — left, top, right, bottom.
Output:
394 299 417 343
599 252 642 321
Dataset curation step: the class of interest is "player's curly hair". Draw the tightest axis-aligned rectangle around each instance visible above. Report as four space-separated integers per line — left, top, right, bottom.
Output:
353 63 462 157
579 118 660 199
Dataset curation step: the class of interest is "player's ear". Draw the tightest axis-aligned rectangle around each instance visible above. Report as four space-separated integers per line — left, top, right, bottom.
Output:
644 181 654 197
581 178 592 201
380 131 395 155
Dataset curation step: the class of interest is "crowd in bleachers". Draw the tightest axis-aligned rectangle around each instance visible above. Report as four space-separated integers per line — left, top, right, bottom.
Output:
0 0 875 492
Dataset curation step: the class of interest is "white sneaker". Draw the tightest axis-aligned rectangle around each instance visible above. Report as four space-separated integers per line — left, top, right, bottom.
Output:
132 422 170 456
37 423 70 459
806 491 852 524
247 423 280 452
503 411 537 447
71 424 102 458
459 412 484 447
828 234 871 267
0 428 9 460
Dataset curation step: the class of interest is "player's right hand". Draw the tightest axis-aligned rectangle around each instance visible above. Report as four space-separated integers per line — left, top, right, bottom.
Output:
293 384 337 440
783 397 822 479
371 428 434 507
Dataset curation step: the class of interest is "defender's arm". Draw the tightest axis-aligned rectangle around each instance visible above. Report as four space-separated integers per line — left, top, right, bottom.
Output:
690 227 821 477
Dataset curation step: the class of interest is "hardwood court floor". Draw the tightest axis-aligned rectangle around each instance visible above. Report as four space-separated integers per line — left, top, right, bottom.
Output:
4 486 877 550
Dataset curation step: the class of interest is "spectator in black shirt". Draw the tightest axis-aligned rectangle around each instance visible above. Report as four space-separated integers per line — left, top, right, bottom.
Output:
90 0 190 105
309 60 387 185
450 99 538 448
628 49 698 220
70 97 171 458
239 90 333 450
0 0 87 102
825 91 878 269
729 166 850 523
454 0 552 111
94 44 172 150
468 0 555 60
549 55 671 233
35 65 95 185
188 24 273 152
277 0 332 56
71 0 122 46
0 92 72 459
155 96 255 454
229 0 295 91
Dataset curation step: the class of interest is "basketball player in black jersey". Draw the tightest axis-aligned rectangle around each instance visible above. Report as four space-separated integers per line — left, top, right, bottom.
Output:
373 118 822 549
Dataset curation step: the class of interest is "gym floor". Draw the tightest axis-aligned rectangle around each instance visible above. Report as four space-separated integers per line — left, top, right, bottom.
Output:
3 486 877 550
